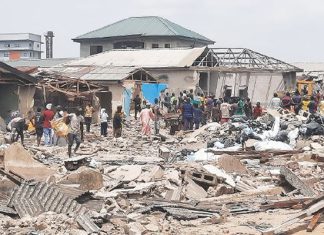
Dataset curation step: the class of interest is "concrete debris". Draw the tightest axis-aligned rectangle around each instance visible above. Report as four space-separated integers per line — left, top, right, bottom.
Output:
108 165 142 182
0 109 324 234
59 166 103 190
184 176 208 200
217 154 248 174
4 143 56 181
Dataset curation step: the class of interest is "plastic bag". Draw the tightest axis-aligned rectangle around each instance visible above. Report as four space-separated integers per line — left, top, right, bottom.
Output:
254 140 293 151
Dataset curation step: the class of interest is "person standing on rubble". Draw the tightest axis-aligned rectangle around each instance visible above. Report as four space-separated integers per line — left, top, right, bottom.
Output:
170 93 177 113
268 93 281 110
66 109 83 157
159 90 165 109
152 98 162 135
308 96 317 114
100 108 109 137
220 101 231 123
139 103 155 138
178 92 184 109
84 102 94 133
188 89 194 101
193 103 203 129
206 96 214 121
292 90 302 115
113 105 124 138
43 103 54 146
236 98 244 115
164 92 171 113
78 107 85 142
281 92 292 110
133 94 142 120
253 102 263 119
33 107 44 146
182 98 194 130
244 98 253 119
7 112 26 145
211 101 221 122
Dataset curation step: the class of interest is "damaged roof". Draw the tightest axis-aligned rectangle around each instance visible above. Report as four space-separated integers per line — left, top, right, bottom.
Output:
40 65 156 83
73 16 214 44
65 47 207 68
0 61 37 84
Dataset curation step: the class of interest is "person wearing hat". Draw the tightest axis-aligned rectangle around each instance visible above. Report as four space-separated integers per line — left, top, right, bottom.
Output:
43 103 54 145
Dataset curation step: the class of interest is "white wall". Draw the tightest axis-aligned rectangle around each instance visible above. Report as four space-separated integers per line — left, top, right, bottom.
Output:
148 69 199 94
79 37 209 57
209 71 288 105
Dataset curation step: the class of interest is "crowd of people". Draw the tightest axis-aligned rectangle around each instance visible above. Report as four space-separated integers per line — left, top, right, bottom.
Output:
5 87 323 157
155 89 268 131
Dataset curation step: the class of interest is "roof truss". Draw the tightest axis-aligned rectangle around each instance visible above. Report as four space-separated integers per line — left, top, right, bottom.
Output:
192 48 303 72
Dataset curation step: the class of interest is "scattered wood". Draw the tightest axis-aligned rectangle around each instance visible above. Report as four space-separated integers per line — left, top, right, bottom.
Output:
260 197 313 210
306 211 322 232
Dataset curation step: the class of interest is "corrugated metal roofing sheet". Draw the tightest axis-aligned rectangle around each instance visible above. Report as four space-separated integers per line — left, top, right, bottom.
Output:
45 66 143 81
65 47 206 68
8 181 99 232
74 16 213 43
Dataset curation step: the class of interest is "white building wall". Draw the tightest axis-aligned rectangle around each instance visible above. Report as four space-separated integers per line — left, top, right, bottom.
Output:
210 71 285 105
79 38 209 57
148 69 198 94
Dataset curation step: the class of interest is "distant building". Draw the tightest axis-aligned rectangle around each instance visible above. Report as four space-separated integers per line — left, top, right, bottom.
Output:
0 33 42 61
72 16 214 57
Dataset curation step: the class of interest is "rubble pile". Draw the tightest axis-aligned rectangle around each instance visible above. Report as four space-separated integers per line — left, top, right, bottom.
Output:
0 110 324 234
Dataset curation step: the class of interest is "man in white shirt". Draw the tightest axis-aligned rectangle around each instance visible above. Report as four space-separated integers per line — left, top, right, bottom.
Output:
268 93 281 110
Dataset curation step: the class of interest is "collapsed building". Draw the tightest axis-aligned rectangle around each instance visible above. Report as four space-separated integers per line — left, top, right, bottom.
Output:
0 62 36 122
39 47 302 109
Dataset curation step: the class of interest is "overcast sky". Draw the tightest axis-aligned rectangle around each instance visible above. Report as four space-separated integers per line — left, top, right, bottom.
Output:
2 0 323 62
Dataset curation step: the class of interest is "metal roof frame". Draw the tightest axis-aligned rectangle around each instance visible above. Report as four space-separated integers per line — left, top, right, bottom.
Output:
192 48 303 72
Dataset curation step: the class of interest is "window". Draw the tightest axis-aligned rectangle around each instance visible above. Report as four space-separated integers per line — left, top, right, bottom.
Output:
90 45 103 55
152 43 159 48
30 52 32 57
113 41 144 49
37 44 40 48
14 43 20 47
4 52 9 57
164 44 170 48
29 43 32 47
23 52 28 57
4 44 10 48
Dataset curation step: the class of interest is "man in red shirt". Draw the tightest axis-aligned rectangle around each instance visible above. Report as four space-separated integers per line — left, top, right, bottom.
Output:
253 102 263 119
43 103 55 145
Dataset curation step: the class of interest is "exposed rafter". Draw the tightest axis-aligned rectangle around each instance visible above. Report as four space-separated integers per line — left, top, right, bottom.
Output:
192 48 303 72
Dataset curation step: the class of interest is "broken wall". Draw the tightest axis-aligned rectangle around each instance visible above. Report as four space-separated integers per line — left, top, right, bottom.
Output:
210 71 285 105
148 69 198 94
18 85 36 116
0 85 18 121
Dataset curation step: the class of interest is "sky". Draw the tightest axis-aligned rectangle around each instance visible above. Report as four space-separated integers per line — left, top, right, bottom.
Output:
2 0 324 62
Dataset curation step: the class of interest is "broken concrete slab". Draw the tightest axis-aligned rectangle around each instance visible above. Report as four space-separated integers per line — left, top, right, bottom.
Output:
280 166 315 197
137 165 164 182
59 166 103 190
217 154 248 174
203 164 235 187
108 165 142 182
4 143 56 181
184 176 207 200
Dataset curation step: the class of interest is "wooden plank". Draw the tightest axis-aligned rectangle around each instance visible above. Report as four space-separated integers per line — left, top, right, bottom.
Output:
280 166 315 197
306 212 321 232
